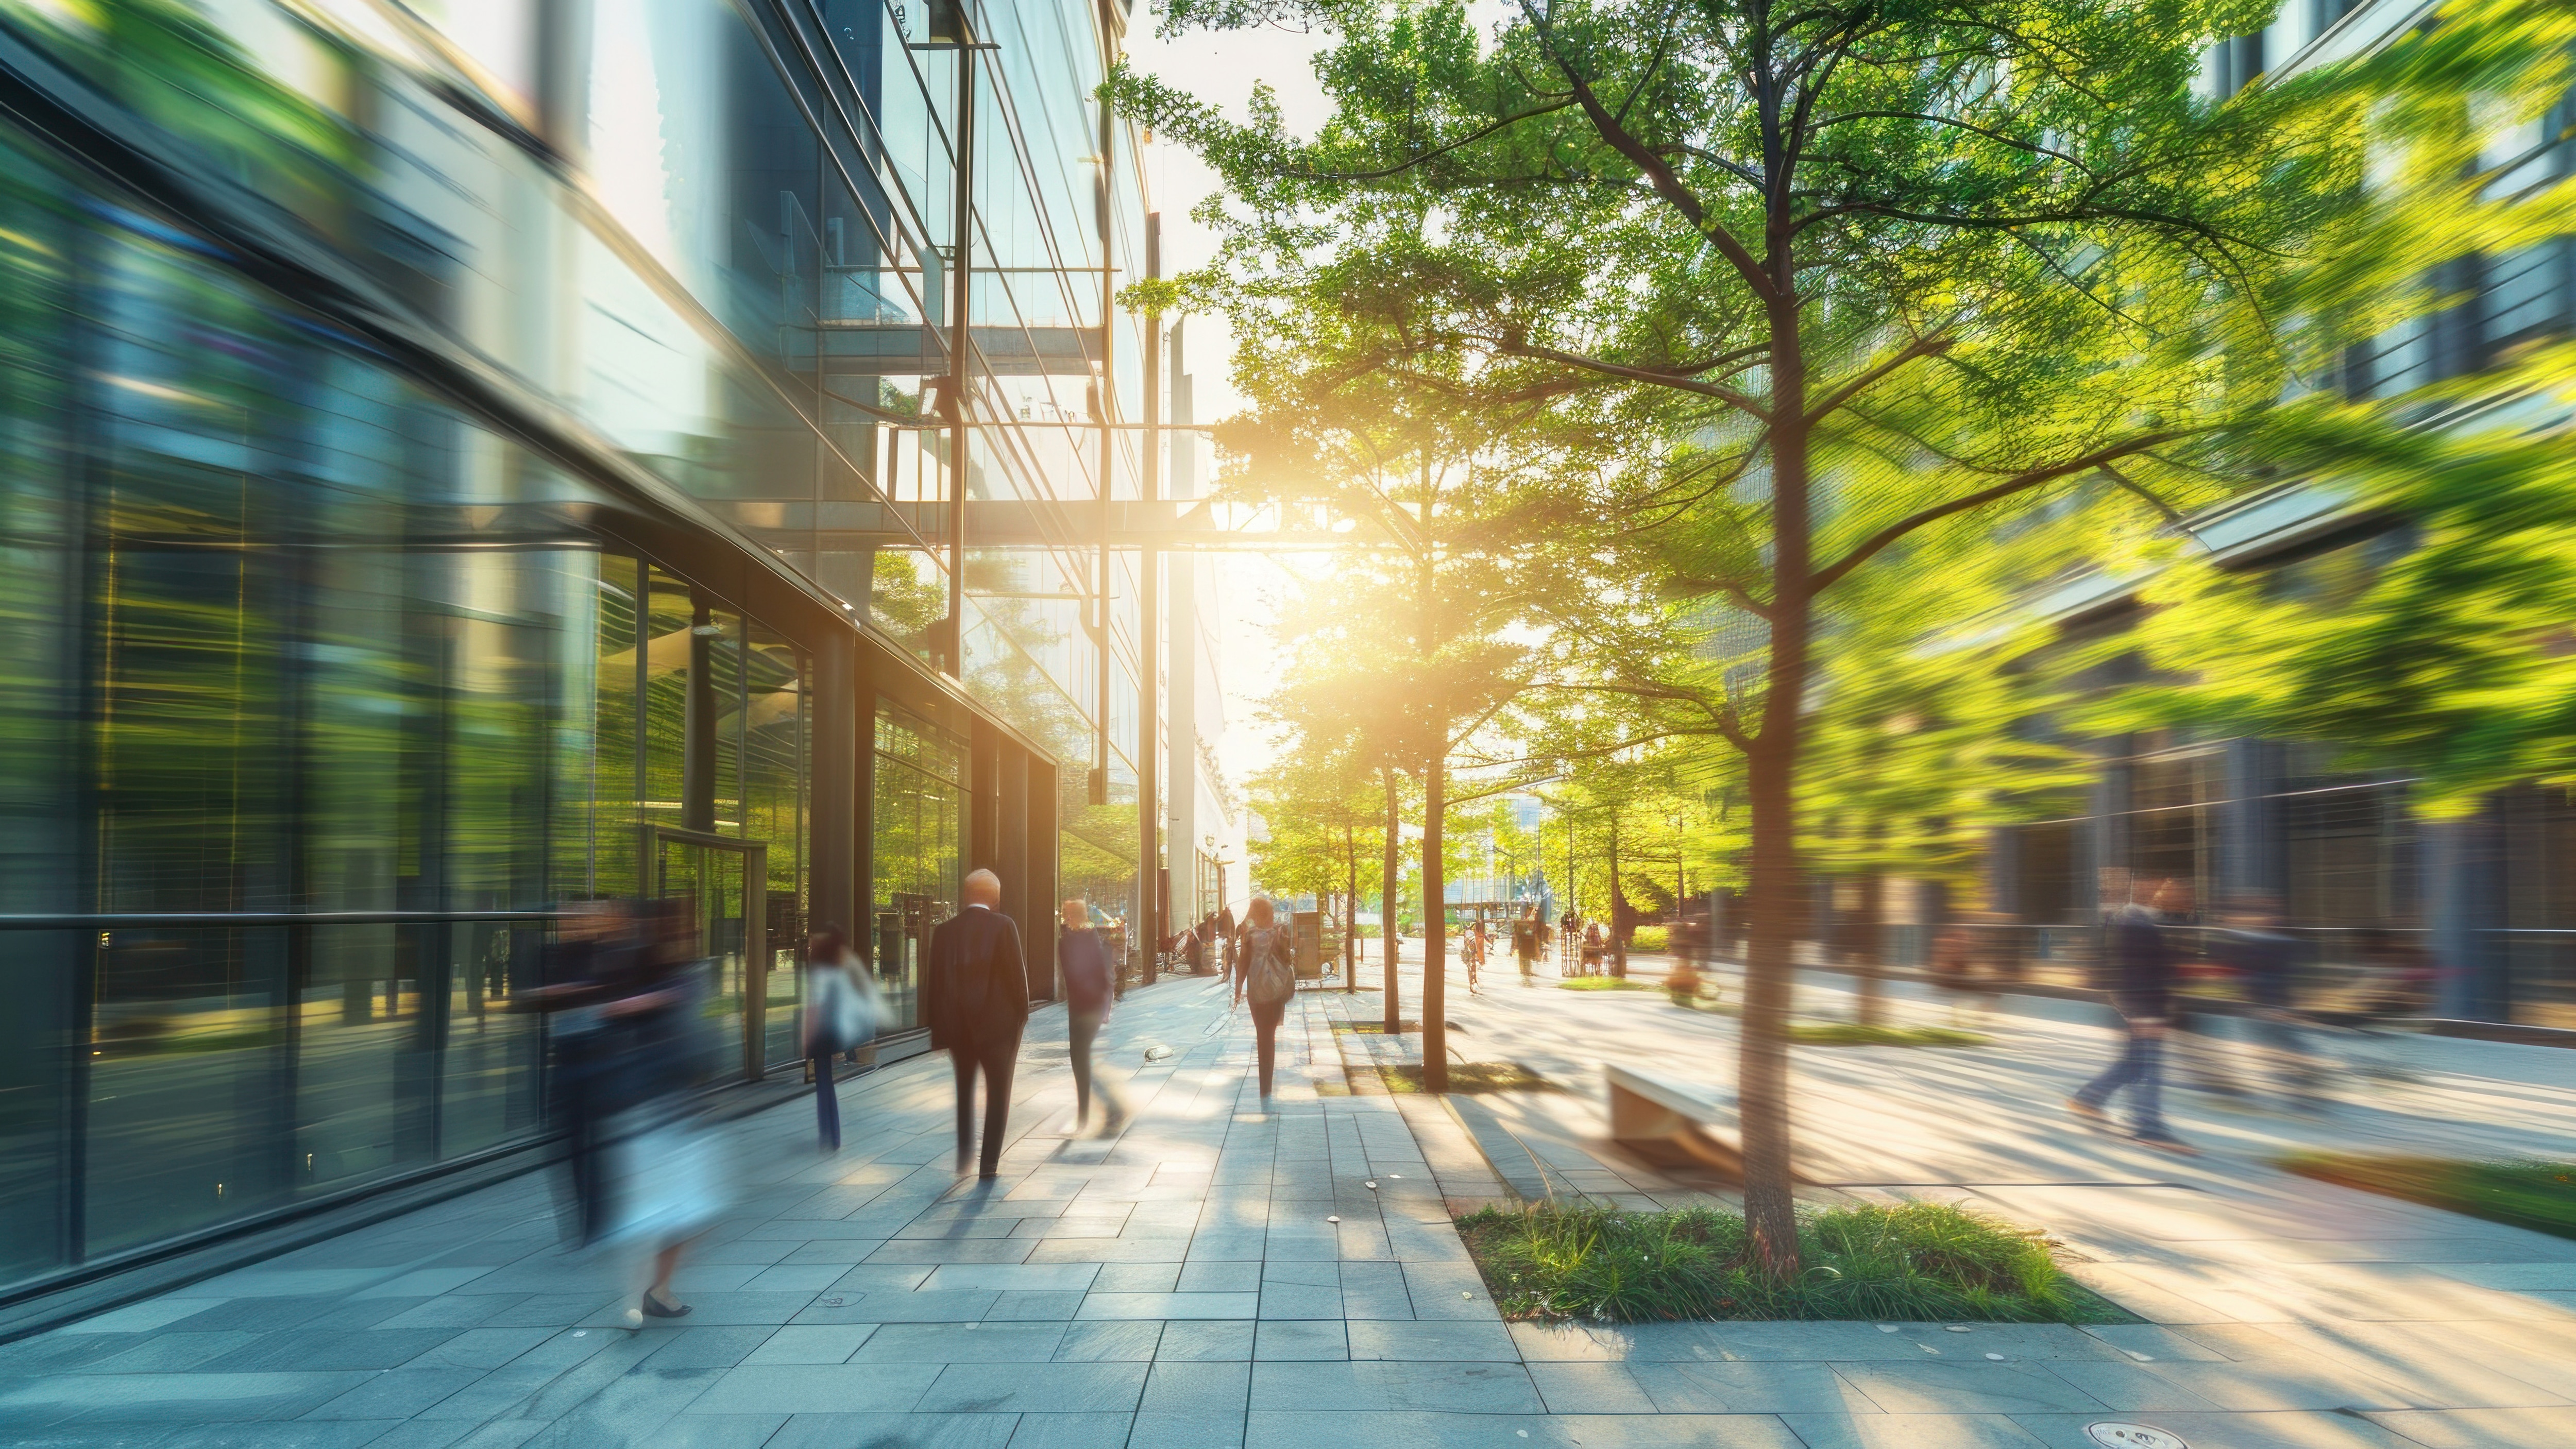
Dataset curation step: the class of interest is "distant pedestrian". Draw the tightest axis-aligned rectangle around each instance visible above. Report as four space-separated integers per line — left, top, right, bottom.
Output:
2212 893 2315 1098
1560 909 1579 971
1581 920 1606 977
1060 898 1129 1133
2070 876 2197 1155
1234 897 1297 1103
927 869 1031 1178
1512 908 1541 983
801 927 881 1151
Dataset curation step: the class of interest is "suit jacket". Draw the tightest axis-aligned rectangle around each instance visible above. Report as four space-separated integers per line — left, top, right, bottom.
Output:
925 906 1030 1050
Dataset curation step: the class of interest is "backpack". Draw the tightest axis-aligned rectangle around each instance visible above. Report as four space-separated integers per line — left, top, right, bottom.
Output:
1243 924 1296 1007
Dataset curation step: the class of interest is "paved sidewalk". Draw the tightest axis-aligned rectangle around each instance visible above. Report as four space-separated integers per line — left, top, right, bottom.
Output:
7 954 2575 1448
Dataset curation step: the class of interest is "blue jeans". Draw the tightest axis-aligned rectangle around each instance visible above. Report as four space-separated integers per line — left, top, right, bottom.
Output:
2076 1025 2167 1136
810 1049 840 1150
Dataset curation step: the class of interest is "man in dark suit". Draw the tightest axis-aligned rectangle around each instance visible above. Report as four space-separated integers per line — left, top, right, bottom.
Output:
925 869 1031 1178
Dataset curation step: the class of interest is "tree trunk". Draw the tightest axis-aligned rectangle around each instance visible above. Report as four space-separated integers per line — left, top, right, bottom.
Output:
1608 813 1626 978
1855 871 1885 1027
1421 754 1448 1093
1346 822 1359 993
1383 768 1401 1033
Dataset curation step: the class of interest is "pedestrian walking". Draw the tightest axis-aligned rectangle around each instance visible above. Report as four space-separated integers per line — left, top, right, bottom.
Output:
2070 876 2197 1154
1559 909 1579 973
1581 919 1606 977
801 926 881 1151
926 868 1031 1178
2211 893 2317 1098
1512 907 1542 984
1059 898 1130 1133
1234 897 1297 1103
1215 902 1239 981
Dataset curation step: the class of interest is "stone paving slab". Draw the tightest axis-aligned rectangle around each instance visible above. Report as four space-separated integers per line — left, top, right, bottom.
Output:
8 952 2576 1447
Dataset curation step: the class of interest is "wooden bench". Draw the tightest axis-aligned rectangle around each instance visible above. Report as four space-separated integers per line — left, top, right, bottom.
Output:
1604 1063 1794 1181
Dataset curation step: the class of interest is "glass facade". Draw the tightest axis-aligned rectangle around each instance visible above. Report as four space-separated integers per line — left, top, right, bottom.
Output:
0 0 1162 1305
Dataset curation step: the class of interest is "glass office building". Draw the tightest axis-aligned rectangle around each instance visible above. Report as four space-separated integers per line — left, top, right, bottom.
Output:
0 0 1166 1308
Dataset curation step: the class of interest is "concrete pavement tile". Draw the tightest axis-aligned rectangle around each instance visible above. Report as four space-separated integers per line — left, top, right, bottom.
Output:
2360 1406 2576 1448
2240 1321 2576 1407
866 1241 1040 1266
1246 1360 1543 1413
1139 1359 1249 1414
2008 1410 2427 1448
1528 1361 1659 1412
2040 1359 2229 1412
1343 1319 1516 1361
1244 1410 1806 1448
1052 1322 1162 1362
795 1291 997 1324
922 1264 1100 1294
361 1421 484 1448
1004 1411 1132 1448
1835 1361 2108 1416
507 1363 724 1445
853 1324 1069 1362
636 1326 777 1370
606 1412 783 1448
691 1240 800 1266
1088 1264 1179 1294
1176 1262 1260 1293
986 1291 1087 1321
55 1301 223 1336
1254 1284 1342 1320
573 1292 818 1327
303 1367 490 1420
736 1265 848 1293
196 1328 464 1373
742 1325 879 1365
1014 1216 1130 1239
1626 1359 1865 1414
1251 1321 1345 1361
1153 1322 1255 1361
368 1298 523 1331
1781 1412 2050 1449
1027 1238 1185 1264
684 1363 943 1414
67 1332 263 1374
913 1362 1150 1414
158 1423 395 1448
2427 1262 2576 1291
2129 1352 2421 1411
2078 1323 2231 1363
824 1264 938 1295
408 1363 564 1421
763 1411 1018 1448
1254 1262 1337 1289
396 1327 557 1370
1128 1411 1245 1449
1075 1293 1256 1320
1708 1322 1957 1361
13 1371 374 1424
475 1295 622 1329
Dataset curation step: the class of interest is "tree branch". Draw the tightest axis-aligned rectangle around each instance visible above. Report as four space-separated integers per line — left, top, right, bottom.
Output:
1804 333 1951 424
1809 432 2187 595
1494 338 1771 420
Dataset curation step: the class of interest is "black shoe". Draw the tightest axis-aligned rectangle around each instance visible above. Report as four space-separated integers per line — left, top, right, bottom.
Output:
641 1290 691 1319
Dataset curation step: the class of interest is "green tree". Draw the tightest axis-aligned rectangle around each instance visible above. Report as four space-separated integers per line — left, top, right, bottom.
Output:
1118 0 2570 1274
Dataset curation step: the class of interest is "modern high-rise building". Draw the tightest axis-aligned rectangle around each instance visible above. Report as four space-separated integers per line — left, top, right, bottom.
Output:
0 0 1216 1318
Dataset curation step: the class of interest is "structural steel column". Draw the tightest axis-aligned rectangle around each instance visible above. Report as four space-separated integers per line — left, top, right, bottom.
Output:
810 629 860 943
1028 756 1060 1000
942 34 975 676
1137 214 1162 985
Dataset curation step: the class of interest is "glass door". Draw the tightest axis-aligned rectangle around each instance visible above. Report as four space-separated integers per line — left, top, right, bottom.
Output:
652 828 769 1084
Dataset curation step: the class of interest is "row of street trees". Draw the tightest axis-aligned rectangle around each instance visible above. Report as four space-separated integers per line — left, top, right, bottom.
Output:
1115 0 2576 1278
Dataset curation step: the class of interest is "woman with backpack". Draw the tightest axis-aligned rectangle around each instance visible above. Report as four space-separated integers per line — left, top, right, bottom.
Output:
1232 897 1297 1103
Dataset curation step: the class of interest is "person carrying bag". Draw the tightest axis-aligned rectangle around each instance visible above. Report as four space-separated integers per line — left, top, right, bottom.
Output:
803 926 883 1151
1234 897 1297 1104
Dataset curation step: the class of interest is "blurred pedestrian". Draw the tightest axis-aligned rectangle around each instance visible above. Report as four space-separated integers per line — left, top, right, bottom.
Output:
802 926 881 1152
1234 897 1297 1103
2210 893 2316 1099
2070 876 2197 1155
927 868 1031 1179
1581 919 1606 977
1060 898 1129 1133
1216 902 1239 980
1512 907 1542 984
1559 909 1579 972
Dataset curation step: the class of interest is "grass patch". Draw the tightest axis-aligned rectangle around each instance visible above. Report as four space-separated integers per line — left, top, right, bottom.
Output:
1790 1023 1990 1048
1455 1201 2129 1323
2279 1153 2576 1240
1333 1019 1422 1034
1559 977 1654 992
1377 1062 1561 1094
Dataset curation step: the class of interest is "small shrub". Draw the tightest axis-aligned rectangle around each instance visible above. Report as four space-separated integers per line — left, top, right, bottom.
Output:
1791 1023 1989 1048
1559 977 1653 992
1630 925 1669 953
2279 1153 2576 1240
1456 1201 2127 1323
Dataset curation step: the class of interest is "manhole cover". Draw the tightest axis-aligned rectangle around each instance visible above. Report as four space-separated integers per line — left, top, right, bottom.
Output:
2085 1425 2188 1449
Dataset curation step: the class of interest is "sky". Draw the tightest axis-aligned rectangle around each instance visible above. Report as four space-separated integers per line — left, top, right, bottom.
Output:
1118 11 1333 795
